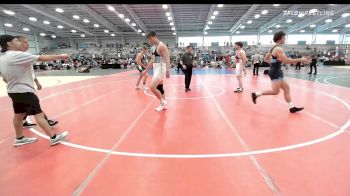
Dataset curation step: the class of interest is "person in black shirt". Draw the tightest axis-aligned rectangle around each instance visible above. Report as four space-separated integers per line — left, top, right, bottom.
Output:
181 46 194 92
308 55 318 75
295 54 302 70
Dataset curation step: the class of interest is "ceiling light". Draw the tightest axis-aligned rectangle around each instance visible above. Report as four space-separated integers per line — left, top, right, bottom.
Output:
173 32 176 35
55 8 64 13
345 24 350 27
332 29 338 32
29 17 37 21
254 14 260 19
138 29 142 32
268 30 272 33
247 20 252 24
108 5 115 11
206 26 210 30
73 15 80 19
118 14 124 18
22 27 29 31
4 23 12 27
342 13 350 18
204 32 208 35
211 15 215 19
57 25 63 29
81 34 85 37
286 19 292 23
142 33 145 36
310 24 316 28
300 30 305 33
275 24 281 28
168 16 172 20
71 30 77 33
236 31 240 34
240 25 245 29
132 23 136 26
170 22 174 26
104 29 109 33
94 24 99 28
217 4 223 8
125 18 130 23
261 10 268 15
51 35 56 38
298 13 305 17
83 19 90 23
309 9 318 14
40 33 46 36
111 33 115 36
3 10 15 15
166 12 170 17
171 27 175 30
325 19 332 23
208 21 213 25
273 4 280 7
43 20 50 25
163 4 168 9
213 11 218 15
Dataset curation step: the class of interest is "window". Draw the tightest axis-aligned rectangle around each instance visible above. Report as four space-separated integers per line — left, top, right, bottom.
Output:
203 36 230 46
315 34 340 44
178 37 203 47
232 35 257 45
259 35 274 45
286 34 312 44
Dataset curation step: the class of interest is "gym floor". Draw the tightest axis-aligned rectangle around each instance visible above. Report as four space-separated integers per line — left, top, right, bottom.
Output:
0 65 350 196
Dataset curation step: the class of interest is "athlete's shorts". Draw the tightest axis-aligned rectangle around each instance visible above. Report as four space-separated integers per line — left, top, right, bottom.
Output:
269 70 285 80
137 64 145 72
152 63 166 82
8 93 43 115
236 63 242 76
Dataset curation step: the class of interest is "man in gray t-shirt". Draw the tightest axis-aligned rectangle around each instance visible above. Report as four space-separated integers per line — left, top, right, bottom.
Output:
0 34 69 147
180 45 194 92
10 36 58 128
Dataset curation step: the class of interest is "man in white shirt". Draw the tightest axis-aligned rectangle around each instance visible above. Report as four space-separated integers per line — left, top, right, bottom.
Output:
0 35 69 147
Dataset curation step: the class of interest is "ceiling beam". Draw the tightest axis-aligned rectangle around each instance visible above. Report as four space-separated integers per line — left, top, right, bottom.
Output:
21 4 94 36
314 16 350 33
107 4 140 34
0 5 68 34
203 4 216 35
168 4 177 36
230 4 259 33
77 4 122 34
0 16 71 38
121 4 147 33
287 4 350 33
258 4 302 33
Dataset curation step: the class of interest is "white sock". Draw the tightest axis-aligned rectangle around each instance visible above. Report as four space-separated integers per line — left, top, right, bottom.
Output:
288 102 295 108
255 92 262 96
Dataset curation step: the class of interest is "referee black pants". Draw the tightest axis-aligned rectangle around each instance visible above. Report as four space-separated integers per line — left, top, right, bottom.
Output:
309 64 317 74
183 64 193 89
253 63 260 75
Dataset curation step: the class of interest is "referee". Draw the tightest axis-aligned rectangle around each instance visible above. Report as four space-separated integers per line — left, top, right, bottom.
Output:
180 45 194 92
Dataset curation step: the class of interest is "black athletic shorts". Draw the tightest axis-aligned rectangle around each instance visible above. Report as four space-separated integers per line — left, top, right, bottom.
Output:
8 93 43 115
268 70 285 80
